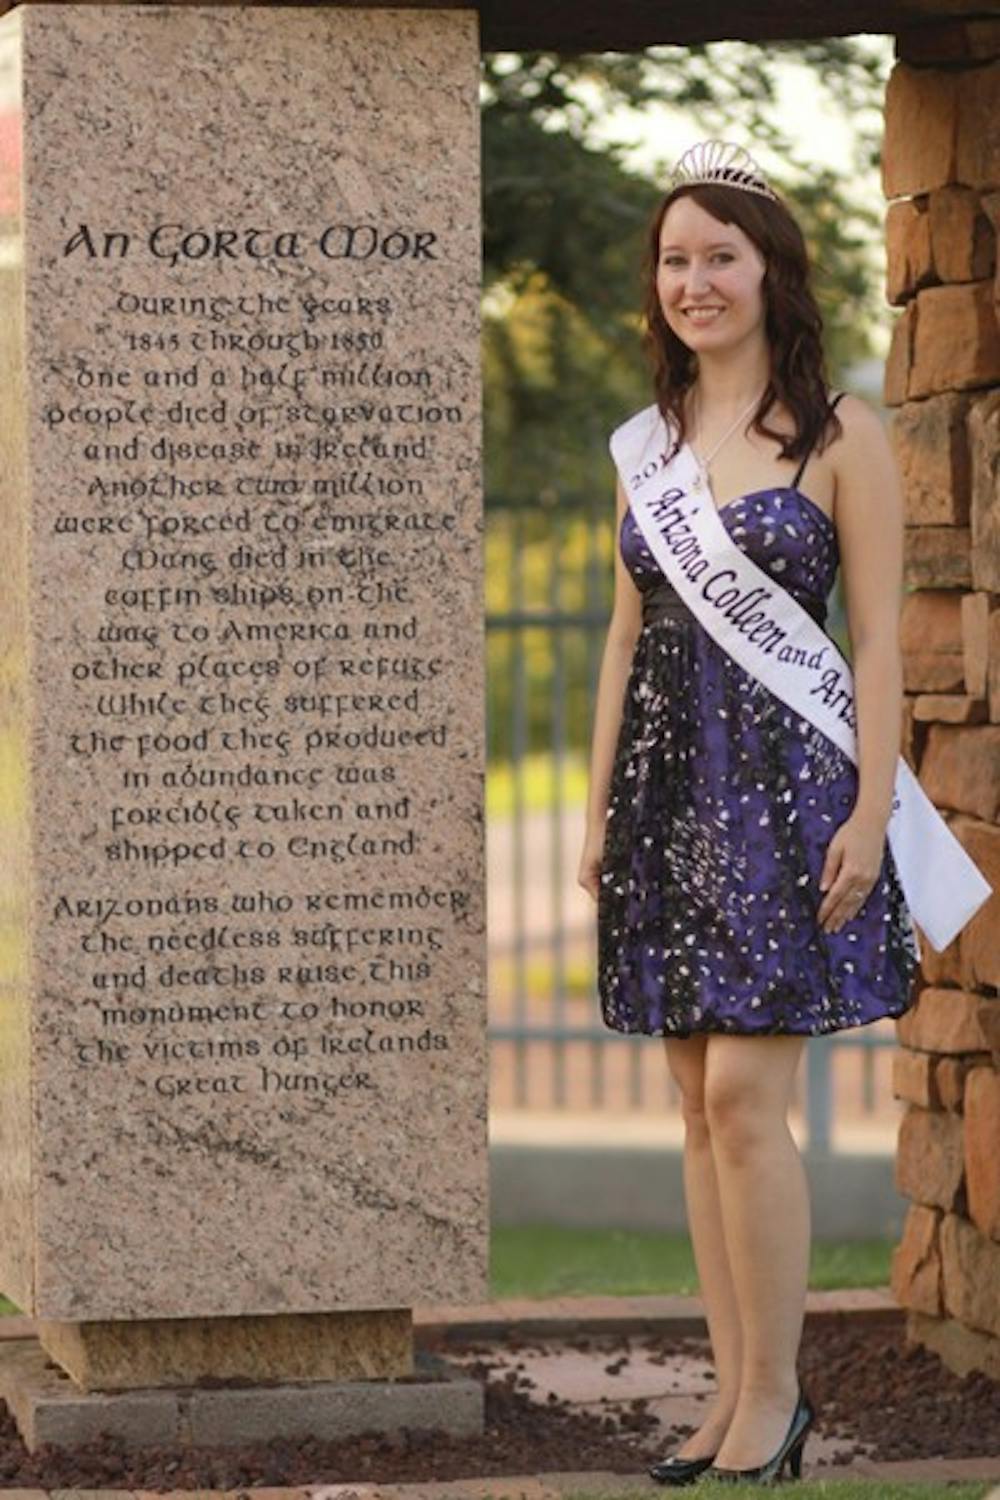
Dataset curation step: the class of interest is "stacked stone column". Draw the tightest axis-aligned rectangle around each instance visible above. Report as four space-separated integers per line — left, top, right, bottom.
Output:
882 22 1000 1380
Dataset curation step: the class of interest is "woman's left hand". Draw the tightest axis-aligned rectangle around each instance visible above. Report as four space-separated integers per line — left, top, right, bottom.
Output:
817 810 887 934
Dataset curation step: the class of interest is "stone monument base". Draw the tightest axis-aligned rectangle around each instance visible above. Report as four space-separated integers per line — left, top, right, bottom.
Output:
36 1308 413 1390
0 1337 483 1452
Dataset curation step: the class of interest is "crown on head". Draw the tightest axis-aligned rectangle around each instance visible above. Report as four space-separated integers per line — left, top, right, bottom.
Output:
669 140 779 202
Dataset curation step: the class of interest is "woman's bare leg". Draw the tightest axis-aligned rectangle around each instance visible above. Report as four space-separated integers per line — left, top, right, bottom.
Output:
704 1033 811 1470
663 1035 743 1459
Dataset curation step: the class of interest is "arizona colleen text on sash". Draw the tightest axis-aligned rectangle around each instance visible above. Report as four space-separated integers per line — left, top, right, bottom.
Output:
610 403 993 955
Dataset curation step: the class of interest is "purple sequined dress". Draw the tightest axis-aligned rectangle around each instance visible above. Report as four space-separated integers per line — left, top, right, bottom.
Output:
597 486 920 1037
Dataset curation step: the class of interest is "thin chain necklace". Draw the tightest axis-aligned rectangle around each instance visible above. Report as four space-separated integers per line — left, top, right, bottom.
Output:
690 387 765 492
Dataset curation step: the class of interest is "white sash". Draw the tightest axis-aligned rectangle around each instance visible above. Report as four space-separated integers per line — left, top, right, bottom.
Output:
611 402 993 955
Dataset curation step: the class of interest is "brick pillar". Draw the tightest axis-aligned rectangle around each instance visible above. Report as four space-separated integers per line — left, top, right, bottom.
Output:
883 21 1000 1382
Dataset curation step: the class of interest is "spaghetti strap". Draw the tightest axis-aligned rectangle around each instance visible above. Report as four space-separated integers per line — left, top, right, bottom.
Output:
791 390 847 489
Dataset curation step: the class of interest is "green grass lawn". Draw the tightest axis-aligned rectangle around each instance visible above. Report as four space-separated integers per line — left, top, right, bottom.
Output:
0 1228 893 1317
563 1487 992 1500
490 1225 894 1299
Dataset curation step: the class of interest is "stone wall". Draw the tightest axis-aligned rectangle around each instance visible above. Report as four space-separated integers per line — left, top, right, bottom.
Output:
883 24 1000 1381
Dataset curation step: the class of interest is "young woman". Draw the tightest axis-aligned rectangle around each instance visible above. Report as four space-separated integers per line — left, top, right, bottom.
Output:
578 142 922 1485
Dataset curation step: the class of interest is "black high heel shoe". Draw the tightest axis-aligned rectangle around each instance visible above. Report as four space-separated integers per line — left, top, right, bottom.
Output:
703 1383 815 1485
648 1450 718 1486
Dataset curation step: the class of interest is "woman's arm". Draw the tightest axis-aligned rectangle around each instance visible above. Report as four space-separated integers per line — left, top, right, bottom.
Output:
833 394 908 826
817 393 907 931
578 479 644 900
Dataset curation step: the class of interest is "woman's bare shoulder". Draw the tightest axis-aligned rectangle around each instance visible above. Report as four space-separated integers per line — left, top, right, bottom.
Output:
829 391 890 453
828 392 902 529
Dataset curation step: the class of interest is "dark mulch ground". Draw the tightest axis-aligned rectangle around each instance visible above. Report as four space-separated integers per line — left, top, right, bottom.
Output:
1 1318 997 1489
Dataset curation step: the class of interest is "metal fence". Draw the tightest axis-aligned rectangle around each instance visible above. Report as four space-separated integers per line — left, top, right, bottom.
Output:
485 491 903 1155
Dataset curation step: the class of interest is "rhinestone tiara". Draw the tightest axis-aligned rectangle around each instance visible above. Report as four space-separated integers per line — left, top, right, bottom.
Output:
669 140 779 202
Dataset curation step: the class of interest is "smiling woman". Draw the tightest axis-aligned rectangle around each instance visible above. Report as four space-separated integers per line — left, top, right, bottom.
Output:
642 180 838 508
658 219 765 340
577 139 928 1488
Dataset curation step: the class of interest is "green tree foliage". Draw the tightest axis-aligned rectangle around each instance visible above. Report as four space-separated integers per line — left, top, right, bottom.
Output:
481 43 888 763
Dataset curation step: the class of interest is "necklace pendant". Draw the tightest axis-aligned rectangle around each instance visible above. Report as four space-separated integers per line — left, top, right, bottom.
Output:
692 471 703 491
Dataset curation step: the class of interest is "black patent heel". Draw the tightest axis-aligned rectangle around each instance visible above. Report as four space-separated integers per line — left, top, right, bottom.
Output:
704 1383 815 1485
788 1432 806 1479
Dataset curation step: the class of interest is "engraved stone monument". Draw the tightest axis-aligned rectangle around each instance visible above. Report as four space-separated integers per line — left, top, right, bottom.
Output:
0 3 486 1449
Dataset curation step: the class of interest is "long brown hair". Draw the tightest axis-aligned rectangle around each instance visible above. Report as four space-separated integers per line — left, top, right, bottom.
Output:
643 182 842 463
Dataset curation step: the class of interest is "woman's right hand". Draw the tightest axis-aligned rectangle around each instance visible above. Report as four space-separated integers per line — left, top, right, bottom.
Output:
578 824 607 905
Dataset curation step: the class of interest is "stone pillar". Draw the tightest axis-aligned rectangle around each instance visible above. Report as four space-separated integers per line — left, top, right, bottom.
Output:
0 2 486 1446
883 20 1000 1381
